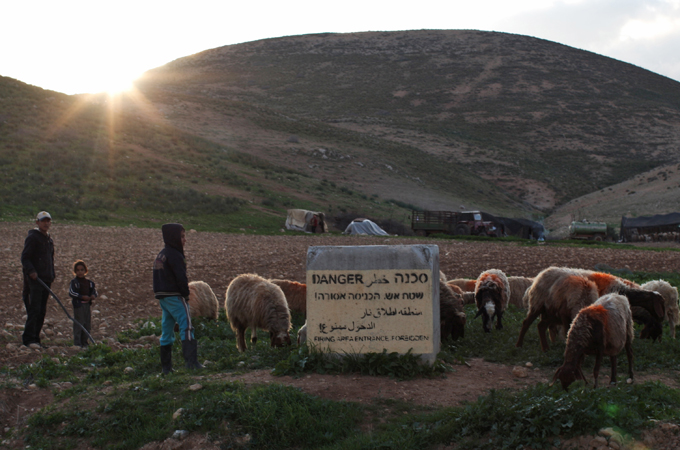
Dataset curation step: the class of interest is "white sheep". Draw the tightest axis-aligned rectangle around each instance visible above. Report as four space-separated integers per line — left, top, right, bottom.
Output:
552 293 634 390
188 281 219 320
640 279 679 338
225 273 292 352
507 276 534 309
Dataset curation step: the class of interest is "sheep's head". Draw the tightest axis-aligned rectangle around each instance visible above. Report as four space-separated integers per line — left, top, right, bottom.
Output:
270 330 292 348
475 282 502 333
551 364 587 391
640 319 663 341
626 289 666 321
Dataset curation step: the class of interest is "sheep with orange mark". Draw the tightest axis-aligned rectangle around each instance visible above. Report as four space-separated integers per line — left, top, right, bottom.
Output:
552 293 634 390
517 267 599 352
225 274 292 352
269 279 307 315
507 276 534 309
440 281 466 341
640 279 679 339
474 269 510 333
448 278 477 293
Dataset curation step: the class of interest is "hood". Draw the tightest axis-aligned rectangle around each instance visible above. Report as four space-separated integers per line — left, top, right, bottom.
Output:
162 223 185 253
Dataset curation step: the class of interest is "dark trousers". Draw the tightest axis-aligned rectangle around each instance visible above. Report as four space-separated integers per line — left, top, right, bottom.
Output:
73 303 92 347
22 279 50 346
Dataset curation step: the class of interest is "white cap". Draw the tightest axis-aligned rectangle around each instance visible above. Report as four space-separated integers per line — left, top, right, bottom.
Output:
36 211 52 221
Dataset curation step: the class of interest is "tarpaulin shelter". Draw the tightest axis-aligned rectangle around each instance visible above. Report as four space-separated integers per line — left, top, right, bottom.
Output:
285 209 328 233
620 213 680 242
343 219 389 236
481 213 545 240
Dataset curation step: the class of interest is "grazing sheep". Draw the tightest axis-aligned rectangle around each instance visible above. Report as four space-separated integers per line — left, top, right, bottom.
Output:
440 281 466 341
448 278 477 293
297 322 307 345
446 281 476 305
225 274 292 352
188 281 219 320
474 269 510 333
507 276 534 309
552 293 634 390
641 279 680 338
517 267 599 352
269 279 307 315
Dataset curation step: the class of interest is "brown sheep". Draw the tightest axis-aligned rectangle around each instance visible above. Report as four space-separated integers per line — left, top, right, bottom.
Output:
225 273 292 352
448 278 477 293
474 269 510 333
517 267 598 352
440 281 466 341
269 279 307 315
552 293 634 390
188 281 219 320
507 276 534 309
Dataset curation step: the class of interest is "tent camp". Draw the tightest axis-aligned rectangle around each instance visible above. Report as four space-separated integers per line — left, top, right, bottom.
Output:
285 209 328 233
343 219 389 236
620 212 680 242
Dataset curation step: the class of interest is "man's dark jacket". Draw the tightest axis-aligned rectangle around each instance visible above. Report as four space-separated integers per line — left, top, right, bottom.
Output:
21 229 55 283
152 224 189 299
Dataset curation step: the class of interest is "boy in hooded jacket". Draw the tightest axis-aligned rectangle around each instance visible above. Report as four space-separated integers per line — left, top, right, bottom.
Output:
152 223 203 374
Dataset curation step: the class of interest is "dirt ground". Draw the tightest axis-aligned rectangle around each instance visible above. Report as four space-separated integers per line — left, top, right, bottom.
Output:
1 222 680 448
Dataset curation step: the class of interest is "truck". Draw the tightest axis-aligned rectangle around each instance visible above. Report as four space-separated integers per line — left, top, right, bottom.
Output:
411 210 497 237
568 220 609 241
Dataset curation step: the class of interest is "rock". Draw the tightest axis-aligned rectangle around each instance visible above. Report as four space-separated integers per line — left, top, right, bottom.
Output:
172 430 189 440
6 344 17 351
590 436 608 447
189 384 202 391
124 367 134 374
103 380 113 386
173 408 184 420
626 378 633 384
28 384 38 390
29 343 41 350
525 362 533 368
51 357 60 364
512 366 529 378
45 329 55 336
203 360 213 366
599 428 616 438
61 382 73 389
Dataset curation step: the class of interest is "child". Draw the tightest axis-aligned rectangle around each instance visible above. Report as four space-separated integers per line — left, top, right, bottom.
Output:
68 260 98 347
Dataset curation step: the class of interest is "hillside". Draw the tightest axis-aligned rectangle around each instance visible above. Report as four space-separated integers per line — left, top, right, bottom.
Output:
136 30 680 215
3 30 680 233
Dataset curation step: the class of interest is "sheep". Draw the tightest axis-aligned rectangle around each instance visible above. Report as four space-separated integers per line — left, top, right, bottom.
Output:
517 267 666 351
552 293 634 390
297 322 307 345
640 279 679 338
225 273 292 352
188 281 220 320
440 281 466 341
446 281 476 305
448 278 477 293
507 276 534 309
517 267 599 352
474 269 510 333
269 279 307 315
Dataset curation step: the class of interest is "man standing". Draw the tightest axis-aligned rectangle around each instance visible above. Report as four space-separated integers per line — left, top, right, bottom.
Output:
21 211 55 348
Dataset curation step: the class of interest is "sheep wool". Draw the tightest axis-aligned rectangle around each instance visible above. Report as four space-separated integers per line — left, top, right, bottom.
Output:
226 273 292 352
641 279 680 338
188 281 219 320
448 278 477 293
269 279 307 315
474 269 510 333
439 281 466 341
507 276 534 309
552 293 634 390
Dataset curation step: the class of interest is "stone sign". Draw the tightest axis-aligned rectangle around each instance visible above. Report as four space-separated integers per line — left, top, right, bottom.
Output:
306 245 440 364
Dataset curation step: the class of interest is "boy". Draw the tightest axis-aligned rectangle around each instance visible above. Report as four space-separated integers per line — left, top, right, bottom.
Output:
69 260 98 347
152 223 203 374
21 211 55 348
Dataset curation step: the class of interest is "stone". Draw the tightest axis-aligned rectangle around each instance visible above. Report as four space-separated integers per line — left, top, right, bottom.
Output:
306 245 440 364
124 367 134 374
512 366 529 378
28 384 38 390
173 408 184 419
103 380 113 386
189 384 202 391
6 344 17 351
29 343 41 350
172 430 189 440
525 362 533 368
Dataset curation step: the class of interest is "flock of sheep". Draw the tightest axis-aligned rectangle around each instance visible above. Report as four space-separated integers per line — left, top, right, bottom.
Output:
184 264 679 391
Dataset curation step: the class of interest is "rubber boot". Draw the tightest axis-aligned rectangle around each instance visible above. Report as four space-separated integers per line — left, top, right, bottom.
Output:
181 339 204 369
160 344 173 375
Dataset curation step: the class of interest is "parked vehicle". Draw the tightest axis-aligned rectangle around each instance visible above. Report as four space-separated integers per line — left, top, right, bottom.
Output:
411 210 497 237
568 220 608 241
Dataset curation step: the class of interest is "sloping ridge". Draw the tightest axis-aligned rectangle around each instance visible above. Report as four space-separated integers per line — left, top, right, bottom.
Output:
136 30 680 216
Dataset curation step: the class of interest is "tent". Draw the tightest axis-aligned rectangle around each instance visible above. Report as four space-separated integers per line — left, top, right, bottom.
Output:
285 209 328 233
620 212 680 242
481 213 546 240
343 219 389 236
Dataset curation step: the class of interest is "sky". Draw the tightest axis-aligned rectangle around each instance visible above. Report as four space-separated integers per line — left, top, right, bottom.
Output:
2 0 680 95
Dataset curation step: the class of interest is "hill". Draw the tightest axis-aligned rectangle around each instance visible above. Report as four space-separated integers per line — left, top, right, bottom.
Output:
3 30 680 233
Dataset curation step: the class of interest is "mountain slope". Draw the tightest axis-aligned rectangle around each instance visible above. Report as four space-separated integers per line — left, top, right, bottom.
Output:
136 30 680 212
